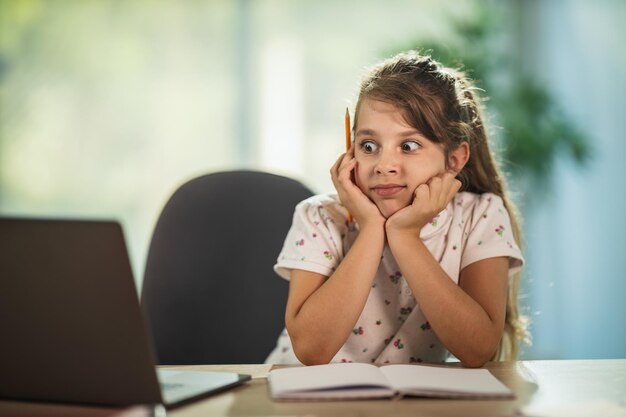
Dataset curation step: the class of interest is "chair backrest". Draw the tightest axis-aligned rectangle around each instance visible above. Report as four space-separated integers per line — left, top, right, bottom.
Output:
141 171 313 364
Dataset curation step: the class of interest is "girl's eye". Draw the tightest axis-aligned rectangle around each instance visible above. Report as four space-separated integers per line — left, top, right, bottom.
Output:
401 141 420 152
360 141 378 153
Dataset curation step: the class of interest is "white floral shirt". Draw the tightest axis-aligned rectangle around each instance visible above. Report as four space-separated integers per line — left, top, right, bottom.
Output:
265 192 523 365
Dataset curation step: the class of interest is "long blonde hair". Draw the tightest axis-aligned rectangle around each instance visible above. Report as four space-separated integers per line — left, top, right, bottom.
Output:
354 51 531 360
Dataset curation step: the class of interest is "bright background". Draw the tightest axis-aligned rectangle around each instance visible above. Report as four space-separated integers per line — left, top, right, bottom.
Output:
1 0 624 360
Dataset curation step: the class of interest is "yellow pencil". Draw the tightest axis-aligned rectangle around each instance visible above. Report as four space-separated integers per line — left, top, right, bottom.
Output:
345 107 352 151
345 108 353 223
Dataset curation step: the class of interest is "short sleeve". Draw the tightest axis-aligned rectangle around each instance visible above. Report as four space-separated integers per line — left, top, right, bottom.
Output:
461 194 524 276
274 195 347 280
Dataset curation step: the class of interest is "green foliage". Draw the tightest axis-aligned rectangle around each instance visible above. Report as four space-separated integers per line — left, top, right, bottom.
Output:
386 4 590 189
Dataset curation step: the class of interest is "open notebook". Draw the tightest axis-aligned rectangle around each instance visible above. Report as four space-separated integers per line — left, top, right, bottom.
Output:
0 217 250 409
269 363 513 401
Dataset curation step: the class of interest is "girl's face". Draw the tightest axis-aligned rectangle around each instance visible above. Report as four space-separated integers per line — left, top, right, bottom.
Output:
354 98 448 218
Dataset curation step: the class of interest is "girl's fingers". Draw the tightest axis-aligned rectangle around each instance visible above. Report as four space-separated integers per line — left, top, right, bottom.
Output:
331 152 352 182
331 153 346 175
428 176 442 203
331 153 358 195
417 172 460 213
431 171 459 207
338 157 355 181
414 183 429 202
447 178 461 203
442 171 461 205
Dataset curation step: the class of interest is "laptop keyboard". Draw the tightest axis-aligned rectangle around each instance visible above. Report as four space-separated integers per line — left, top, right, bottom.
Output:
161 382 185 392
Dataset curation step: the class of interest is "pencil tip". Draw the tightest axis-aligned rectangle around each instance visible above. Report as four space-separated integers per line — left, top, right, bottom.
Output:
345 107 349 116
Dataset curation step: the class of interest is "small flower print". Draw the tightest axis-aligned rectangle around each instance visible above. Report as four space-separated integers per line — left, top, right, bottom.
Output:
430 216 439 227
372 283 377 288
452 245 457 250
420 321 431 331
362 348 368 353
281 347 290 353
399 308 412 320
478 241 483 245
323 250 333 260
384 336 393 345
295 239 304 246
393 339 404 349
495 225 505 236
341 358 352 363
376 320 382 325
312 233 317 238
384 299 391 305
483 214 488 219
389 271 401 284
352 326 364 335
429 344 435 349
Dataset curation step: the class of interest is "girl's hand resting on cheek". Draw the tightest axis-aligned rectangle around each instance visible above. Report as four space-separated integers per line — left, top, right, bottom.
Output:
331 149 385 229
386 171 461 235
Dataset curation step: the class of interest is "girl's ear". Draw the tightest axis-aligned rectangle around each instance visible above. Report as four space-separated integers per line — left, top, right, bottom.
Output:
448 142 470 173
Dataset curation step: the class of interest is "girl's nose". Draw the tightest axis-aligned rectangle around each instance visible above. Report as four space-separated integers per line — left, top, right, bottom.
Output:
375 150 399 175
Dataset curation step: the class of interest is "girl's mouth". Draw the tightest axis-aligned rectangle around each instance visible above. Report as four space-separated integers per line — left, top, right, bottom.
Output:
371 184 406 197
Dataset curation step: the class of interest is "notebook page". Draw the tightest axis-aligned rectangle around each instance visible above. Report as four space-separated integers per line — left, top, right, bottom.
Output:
269 363 392 394
380 365 513 396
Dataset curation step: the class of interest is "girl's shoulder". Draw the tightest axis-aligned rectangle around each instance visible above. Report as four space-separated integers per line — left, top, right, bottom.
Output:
296 193 341 208
453 192 506 214
294 193 349 225
452 192 515 237
451 192 512 229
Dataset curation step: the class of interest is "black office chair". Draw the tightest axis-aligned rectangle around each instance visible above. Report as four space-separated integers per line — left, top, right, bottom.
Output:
141 171 314 364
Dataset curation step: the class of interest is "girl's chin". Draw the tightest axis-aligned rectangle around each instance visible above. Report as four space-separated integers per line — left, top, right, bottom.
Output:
377 202 408 219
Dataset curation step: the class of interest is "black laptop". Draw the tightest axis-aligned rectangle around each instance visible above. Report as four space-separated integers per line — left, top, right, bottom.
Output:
0 217 251 409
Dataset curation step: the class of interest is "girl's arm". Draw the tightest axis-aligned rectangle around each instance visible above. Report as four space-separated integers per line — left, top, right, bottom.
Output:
285 221 385 365
285 151 386 365
387 235 508 368
386 172 508 367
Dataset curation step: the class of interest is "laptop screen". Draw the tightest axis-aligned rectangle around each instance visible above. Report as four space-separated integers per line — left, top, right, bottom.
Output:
0 218 162 406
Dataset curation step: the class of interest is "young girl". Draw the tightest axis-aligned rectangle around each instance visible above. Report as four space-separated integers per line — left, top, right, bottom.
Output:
265 51 528 368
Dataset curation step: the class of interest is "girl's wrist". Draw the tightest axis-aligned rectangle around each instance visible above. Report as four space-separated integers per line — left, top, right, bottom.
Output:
384 216 424 236
356 218 386 237
385 223 422 246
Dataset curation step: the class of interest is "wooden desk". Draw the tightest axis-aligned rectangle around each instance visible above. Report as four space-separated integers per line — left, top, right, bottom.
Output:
1 360 624 417
167 360 626 417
